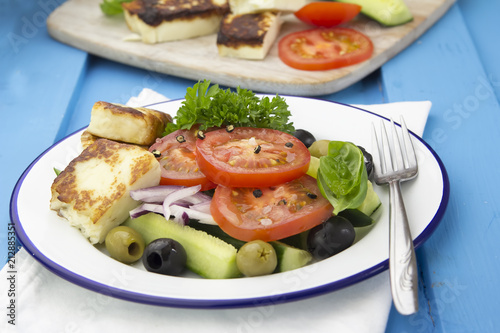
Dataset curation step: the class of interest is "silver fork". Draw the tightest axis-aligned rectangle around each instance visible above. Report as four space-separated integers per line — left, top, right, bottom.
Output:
372 117 419 315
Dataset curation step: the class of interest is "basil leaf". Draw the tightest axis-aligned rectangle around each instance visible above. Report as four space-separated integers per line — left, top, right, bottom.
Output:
317 141 368 214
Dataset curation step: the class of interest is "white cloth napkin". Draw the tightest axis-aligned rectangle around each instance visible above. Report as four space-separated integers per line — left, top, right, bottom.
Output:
1 89 431 333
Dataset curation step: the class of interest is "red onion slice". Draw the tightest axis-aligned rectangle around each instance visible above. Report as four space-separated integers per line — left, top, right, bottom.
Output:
189 201 212 214
170 205 217 225
163 185 202 219
130 203 163 219
172 209 190 226
130 185 184 203
129 184 216 225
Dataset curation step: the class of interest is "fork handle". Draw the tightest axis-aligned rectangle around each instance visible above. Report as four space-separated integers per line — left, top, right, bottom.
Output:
389 180 419 315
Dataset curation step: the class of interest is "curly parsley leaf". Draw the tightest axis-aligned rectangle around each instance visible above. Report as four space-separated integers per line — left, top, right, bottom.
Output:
164 80 295 135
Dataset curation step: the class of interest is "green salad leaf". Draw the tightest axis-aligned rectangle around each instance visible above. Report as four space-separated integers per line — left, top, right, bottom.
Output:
99 0 133 15
317 141 368 215
164 80 295 135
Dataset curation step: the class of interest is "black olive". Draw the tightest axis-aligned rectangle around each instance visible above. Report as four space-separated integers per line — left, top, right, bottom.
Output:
293 129 316 148
254 145 262 154
357 145 374 178
307 216 355 260
142 238 187 276
151 149 161 158
176 135 186 143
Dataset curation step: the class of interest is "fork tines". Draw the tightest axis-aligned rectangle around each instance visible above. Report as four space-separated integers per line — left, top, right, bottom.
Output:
372 117 418 183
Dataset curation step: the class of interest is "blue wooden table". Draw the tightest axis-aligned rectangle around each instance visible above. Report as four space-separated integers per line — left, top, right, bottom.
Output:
2 1 499 331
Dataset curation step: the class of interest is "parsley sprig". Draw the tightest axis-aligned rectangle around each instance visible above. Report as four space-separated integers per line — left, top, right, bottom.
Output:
164 80 295 135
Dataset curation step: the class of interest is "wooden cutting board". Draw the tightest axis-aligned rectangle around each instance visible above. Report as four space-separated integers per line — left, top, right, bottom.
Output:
47 0 455 96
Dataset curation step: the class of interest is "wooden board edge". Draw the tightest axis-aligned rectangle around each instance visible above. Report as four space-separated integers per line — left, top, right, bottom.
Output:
47 0 456 96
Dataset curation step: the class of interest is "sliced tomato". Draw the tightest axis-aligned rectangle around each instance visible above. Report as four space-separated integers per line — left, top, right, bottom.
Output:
295 2 361 27
195 127 310 188
149 129 216 191
211 175 333 242
278 27 373 71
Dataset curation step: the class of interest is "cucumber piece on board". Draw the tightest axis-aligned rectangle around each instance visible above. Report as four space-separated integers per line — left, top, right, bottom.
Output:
124 213 241 279
337 0 413 26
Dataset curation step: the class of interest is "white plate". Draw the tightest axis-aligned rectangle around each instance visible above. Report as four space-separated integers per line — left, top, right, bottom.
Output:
10 97 449 308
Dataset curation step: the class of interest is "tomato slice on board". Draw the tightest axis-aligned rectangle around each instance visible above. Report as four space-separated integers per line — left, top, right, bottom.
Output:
149 129 216 191
278 27 373 71
195 127 310 188
210 175 333 242
294 2 361 27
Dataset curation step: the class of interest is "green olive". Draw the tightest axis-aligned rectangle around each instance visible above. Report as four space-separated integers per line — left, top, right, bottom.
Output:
308 140 330 158
105 226 145 264
236 240 277 277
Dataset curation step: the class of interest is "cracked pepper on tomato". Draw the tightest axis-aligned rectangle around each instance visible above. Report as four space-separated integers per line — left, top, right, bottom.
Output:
195 127 331 242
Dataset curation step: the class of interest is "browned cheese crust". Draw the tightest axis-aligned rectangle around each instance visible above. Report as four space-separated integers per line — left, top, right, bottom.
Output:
95 101 172 131
51 139 156 225
87 101 172 146
122 0 230 26
217 11 276 48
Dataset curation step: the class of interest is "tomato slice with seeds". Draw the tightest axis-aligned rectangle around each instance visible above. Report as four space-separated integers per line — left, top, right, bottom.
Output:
195 127 310 188
210 175 333 242
149 129 216 191
278 27 373 71
294 2 362 28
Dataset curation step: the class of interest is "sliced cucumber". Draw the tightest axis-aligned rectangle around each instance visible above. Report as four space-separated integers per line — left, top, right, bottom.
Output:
337 0 413 26
271 241 313 273
339 180 381 227
279 230 309 251
306 156 320 179
356 180 381 216
190 221 313 273
189 220 246 249
124 213 241 279
338 209 373 227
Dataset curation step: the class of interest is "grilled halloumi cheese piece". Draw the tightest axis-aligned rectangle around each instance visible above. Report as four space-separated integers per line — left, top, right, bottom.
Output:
87 101 172 146
217 11 282 60
122 0 230 44
229 0 306 15
80 130 100 150
50 139 161 244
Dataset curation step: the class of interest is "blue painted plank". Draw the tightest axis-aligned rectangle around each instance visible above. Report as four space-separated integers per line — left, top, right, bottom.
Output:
61 56 385 139
457 0 500 102
57 56 198 139
381 4 500 333
320 69 386 105
0 0 87 263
